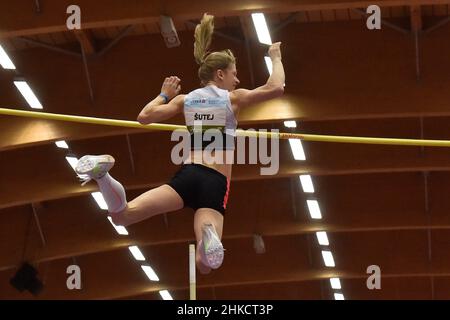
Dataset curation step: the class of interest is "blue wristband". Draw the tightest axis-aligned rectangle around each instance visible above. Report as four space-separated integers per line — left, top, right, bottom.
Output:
159 93 169 103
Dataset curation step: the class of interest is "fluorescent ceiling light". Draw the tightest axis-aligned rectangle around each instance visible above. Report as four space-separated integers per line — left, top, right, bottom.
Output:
284 120 297 128
334 293 345 300
251 13 272 45
55 140 69 149
321 250 335 267
159 290 173 300
128 246 146 261
330 278 341 290
316 231 329 246
65 156 78 171
91 192 108 210
264 56 272 75
299 175 314 193
13 80 43 109
0 45 16 69
288 139 306 160
107 216 129 235
141 265 159 281
306 200 322 219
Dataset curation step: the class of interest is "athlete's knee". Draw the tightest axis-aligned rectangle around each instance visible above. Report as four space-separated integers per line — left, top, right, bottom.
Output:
109 209 131 227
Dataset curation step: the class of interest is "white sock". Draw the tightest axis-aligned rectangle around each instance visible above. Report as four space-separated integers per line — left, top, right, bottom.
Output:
95 173 127 213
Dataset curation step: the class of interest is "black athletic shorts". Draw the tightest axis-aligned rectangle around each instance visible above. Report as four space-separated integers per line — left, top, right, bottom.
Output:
167 163 230 215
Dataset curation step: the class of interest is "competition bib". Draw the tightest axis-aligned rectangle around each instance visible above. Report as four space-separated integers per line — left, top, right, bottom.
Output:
184 98 227 133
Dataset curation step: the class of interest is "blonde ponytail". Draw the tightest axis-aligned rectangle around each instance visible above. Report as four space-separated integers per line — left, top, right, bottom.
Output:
194 13 214 65
194 13 236 86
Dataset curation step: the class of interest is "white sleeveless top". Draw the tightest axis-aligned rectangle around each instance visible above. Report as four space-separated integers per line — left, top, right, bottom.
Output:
184 85 237 150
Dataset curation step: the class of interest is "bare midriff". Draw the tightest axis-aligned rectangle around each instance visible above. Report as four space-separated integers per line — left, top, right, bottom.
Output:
184 150 234 179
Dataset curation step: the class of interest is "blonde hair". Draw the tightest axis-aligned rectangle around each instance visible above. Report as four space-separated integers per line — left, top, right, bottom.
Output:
194 13 236 86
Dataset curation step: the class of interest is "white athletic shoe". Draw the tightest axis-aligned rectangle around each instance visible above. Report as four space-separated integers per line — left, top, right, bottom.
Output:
201 223 224 269
75 155 115 185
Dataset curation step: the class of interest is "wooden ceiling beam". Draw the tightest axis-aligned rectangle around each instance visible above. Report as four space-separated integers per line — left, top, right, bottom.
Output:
2 1 450 39
73 30 96 55
1 232 449 299
2 171 450 270
3 134 450 208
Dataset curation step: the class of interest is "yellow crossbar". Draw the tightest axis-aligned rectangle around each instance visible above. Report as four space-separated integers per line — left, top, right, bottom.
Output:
1 107 450 147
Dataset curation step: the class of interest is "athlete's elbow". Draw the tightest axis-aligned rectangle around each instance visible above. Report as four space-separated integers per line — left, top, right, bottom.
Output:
137 113 152 125
269 84 284 98
275 85 284 96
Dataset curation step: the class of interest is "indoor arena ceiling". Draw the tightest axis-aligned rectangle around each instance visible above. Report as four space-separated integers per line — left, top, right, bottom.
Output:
1 0 450 299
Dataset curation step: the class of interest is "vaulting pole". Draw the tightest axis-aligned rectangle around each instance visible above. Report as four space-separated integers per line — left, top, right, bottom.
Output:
189 243 196 300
